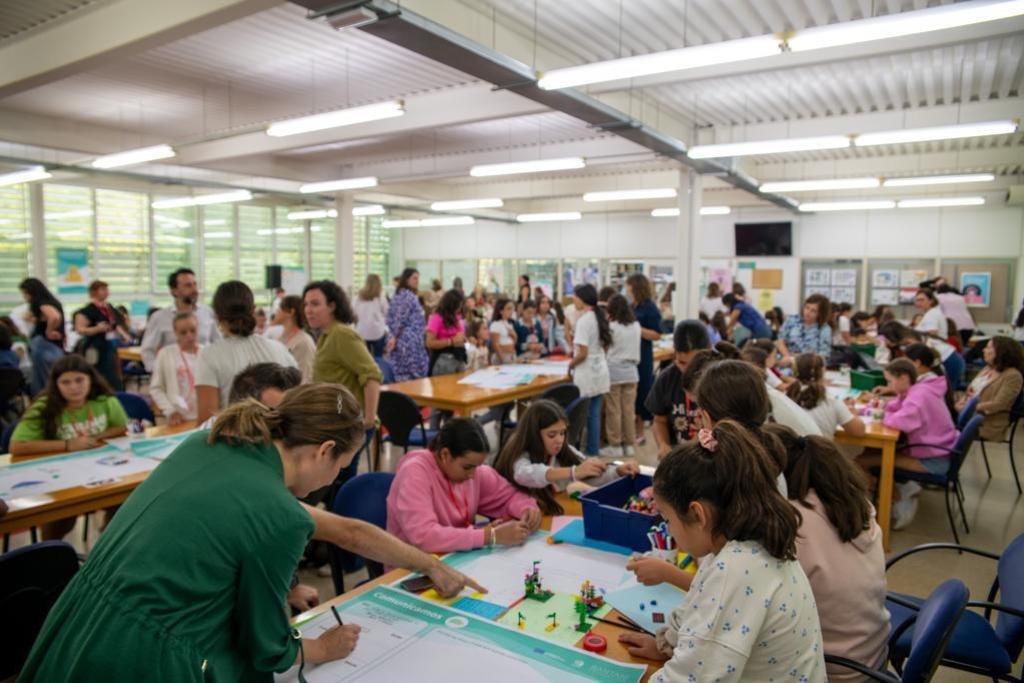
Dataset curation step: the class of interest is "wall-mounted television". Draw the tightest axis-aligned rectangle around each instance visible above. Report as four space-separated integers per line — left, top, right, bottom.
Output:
735 222 792 256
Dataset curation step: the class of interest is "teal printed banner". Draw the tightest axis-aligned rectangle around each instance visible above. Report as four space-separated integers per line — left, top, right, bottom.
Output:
56 247 89 294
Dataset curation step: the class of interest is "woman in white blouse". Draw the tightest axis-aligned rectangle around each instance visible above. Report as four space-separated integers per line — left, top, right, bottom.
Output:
272 295 316 383
149 312 202 425
353 274 389 357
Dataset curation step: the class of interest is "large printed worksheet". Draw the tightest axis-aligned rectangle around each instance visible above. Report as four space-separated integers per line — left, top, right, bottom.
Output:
0 446 161 502
276 586 645 683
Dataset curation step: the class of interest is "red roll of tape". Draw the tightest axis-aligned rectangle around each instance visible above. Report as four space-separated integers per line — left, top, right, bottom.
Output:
582 633 607 653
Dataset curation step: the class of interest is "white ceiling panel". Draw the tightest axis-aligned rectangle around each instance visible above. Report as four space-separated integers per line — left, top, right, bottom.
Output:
0 0 103 43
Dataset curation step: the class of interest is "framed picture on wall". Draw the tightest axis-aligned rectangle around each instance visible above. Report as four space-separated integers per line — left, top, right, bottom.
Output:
900 269 930 288
872 270 898 288
806 286 831 298
960 272 992 307
898 287 918 305
871 289 899 306
805 268 830 286
831 287 856 304
831 269 857 287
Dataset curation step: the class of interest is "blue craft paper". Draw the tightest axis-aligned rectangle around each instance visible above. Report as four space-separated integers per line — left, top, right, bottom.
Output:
551 518 634 556
605 583 687 635
450 597 508 620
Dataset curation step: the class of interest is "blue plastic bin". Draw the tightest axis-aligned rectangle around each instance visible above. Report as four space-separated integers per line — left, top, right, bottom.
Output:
580 474 661 552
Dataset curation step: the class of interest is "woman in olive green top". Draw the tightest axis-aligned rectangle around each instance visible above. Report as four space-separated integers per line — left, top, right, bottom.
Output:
20 384 367 681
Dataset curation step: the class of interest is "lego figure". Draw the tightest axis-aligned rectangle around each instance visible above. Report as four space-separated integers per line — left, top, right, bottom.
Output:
524 560 554 602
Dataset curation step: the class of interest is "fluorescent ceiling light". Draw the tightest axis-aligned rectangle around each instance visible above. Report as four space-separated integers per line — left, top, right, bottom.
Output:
470 157 585 177
688 135 850 159
799 200 896 212
538 35 780 90
266 100 404 137
0 165 51 187
651 206 731 217
91 144 175 169
516 211 582 223
759 177 879 193
897 196 985 208
583 188 677 202
151 190 252 209
155 235 194 244
353 204 385 216
203 231 232 239
153 215 191 228
883 173 995 187
855 120 1018 147
203 219 227 226
44 210 93 220
288 209 334 220
382 216 475 228
431 198 504 211
789 0 1024 52
299 177 378 194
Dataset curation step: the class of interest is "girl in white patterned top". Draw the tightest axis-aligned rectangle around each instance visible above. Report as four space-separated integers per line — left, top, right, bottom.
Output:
618 420 825 682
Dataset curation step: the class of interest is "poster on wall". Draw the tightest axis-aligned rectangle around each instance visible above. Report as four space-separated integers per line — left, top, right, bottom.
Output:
830 287 856 305
805 286 831 299
563 264 599 294
960 272 992 307
282 266 307 296
898 287 918 305
900 269 930 288
805 269 830 286
756 290 775 311
707 267 733 290
831 269 857 287
871 289 899 306
872 270 898 288
56 248 89 295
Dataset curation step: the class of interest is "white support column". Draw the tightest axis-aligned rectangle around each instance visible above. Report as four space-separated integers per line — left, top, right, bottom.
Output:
29 183 46 280
673 169 702 322
334 193 355 290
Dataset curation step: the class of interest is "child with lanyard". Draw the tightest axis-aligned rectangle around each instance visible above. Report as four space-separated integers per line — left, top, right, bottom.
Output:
149 312 202 425
644 320 712 460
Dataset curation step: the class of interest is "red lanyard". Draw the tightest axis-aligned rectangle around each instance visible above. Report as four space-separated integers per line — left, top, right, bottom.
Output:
97 304 115 325
179 348 195 394
443 477 472 528
71 405 95 438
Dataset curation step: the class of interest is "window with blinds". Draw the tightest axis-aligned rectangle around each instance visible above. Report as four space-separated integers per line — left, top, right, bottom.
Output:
44 184 94 310
202 204 235 290
352 216 368 287
275 207 306 272
95 189 150 295
366 217 390 284
238 205 273 291
0 183 31 301
310 219 335 282
153 205 198 290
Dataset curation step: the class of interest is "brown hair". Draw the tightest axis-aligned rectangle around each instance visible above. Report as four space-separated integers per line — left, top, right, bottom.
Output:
706 282 721 298
990 335 1024 374
303 280 356 325
765 423 872 544
885 358 918 383
626 273 654 304
680 341 740 393
279 295 307 329
212 280 257 337
740 347 768 377
494 400 579 515
88 280 108 296
655 420 800 561
785 353 827 410
606 294 636 325
35 355 115 439
359 273 383 301
210 383 364 459
804 293 832 329
915 288 939 307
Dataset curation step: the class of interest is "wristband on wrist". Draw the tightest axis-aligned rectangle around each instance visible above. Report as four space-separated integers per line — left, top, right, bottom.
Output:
570 465 576 482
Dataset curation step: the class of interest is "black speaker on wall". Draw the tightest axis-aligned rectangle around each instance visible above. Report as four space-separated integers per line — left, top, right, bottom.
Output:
265 265 283 289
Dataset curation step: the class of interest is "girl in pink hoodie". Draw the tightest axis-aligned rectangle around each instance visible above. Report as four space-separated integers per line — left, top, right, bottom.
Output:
386 417 542 554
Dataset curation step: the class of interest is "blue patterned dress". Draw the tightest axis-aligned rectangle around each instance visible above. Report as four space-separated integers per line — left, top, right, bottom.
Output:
386 288 429 381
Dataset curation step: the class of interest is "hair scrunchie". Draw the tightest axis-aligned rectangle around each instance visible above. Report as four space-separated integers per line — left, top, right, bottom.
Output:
697 428 718 452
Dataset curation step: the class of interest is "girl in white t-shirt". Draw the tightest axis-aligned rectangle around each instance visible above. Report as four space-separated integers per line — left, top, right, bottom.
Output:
568 284 611 455
488 298 517 364
149 312 202 424
786 353 865 438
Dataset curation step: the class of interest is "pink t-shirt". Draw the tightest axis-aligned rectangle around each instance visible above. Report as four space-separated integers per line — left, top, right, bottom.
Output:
426 313 465 341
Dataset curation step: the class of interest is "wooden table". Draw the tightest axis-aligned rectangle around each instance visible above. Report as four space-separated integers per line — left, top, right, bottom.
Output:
117 346 143 363
384 369 572 416
653 345 673 364
834 420 900 552
0 421 197 536
293 493 659 680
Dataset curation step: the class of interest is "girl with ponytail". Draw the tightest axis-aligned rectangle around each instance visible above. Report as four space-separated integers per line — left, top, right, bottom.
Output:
569 284 612 455
619 421 825 681
783 352 866 437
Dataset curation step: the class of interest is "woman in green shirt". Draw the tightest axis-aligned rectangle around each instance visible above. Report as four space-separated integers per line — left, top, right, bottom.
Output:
20 383 369 681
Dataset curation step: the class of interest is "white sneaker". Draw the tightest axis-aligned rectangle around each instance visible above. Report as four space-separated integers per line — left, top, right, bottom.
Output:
898 481 922 498
892 496 919 530
599 445 623 458
623 445 636 457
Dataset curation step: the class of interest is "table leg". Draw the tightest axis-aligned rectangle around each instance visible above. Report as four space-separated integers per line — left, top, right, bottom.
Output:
877 440 896 551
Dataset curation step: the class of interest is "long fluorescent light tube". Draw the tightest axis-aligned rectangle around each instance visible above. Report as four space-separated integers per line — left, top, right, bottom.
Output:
431 198 503 211
0 166 51 187
897 197 985 208
799 200 896 212
583 188 677 202
287 205 386 220
688 136 850 159
883 173 995 187
516 212 582 222
151 190 252 209
759 177 879 193
299 177 378 193
855 120 1018 146
353 204 386 216
266 100 404 137
538 35 781 90
470 157 585 177
203 231 233 239
789 0 1024 52
91 144 175 169
651 206 731 217
382 216 475 228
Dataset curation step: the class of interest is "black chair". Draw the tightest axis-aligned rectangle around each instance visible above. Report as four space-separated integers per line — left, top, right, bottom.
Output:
115 391 155 424
979 391 1024 496
0 541 80 680
565 395 589 451
375 391 438 472
1 418 18 454
498 383 581 446
327 472 395 596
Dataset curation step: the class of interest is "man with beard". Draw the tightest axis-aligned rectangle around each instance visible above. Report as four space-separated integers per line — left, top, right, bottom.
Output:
140 268 221 371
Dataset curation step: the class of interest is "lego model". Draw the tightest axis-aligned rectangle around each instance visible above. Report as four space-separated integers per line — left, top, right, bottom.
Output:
523 560 554 602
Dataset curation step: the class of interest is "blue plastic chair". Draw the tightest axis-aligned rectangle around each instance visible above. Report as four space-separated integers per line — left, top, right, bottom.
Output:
327 472 395 596
115 391 154 424
0 419 18 454
374 391 437 471
884 534 1024 681
0 541 80 680
826 579 969 682
977 391 1024 495
886 414 983 544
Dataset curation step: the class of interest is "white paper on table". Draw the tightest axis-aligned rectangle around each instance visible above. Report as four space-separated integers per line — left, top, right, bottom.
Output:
103 435 136 451
0 448 161 502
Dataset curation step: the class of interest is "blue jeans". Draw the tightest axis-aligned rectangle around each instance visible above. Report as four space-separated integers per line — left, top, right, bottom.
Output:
943 352 966 391
366 336 387 357
585 394 603 455
30 336 64 395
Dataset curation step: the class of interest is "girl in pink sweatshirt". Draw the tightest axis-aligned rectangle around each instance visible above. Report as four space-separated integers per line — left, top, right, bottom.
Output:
386 417 542 554
769 424 889 683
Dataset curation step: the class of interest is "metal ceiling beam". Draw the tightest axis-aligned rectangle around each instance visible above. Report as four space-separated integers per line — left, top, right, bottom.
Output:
289 0 799 213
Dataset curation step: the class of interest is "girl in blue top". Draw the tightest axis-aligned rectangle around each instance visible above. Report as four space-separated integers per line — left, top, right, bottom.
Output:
723 292 772 340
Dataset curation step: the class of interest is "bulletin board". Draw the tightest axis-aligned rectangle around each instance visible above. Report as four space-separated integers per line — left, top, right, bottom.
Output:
752 268 783 290
867 258 935 319
801 260 862 308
